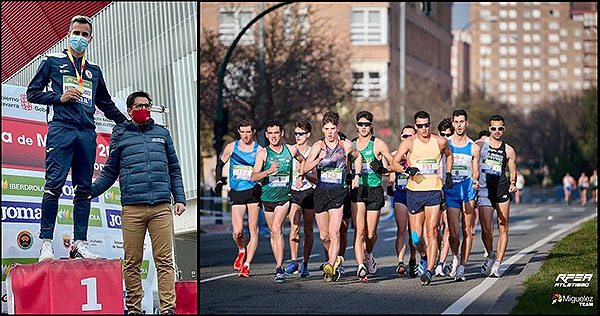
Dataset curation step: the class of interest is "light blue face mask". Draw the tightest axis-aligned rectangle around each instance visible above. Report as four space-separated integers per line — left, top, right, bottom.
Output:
69 35 89 53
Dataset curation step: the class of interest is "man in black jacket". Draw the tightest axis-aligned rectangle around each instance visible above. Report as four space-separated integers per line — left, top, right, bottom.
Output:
91 90 186 315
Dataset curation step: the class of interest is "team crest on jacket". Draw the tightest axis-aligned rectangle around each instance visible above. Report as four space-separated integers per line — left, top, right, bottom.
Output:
152 137 165 143
85 69 93 79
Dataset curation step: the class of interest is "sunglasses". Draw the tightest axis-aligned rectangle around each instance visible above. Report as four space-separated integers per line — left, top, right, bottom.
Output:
490 126 505 131
294 131 308 136
357 122 372 127
439 132 452 137
416 122 431 129
401 134 412 139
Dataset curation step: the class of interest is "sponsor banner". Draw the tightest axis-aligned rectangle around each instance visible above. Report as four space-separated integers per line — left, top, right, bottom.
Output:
1 201 42 223
2 175 98 202
105 209 122 229
103 186 122 205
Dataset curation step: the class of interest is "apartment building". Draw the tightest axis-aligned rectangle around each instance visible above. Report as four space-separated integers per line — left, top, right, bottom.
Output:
570 2 597 87
470 2 596 114
200 2 452 139
451 30 471 101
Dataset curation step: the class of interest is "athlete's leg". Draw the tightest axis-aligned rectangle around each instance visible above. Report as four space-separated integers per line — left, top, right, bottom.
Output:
408 211 426 256
479 206 495 254
394 202 409 262
581 189 587 206
326 207 344 266
264 202 290 268
288 203 302 261
302 208 315 263
339 217 350 257
407 221 417 259
245 203 260 264
495 201 510 262
460 200 475 265
439 210 451 263
352 201 367 265
446 207 461 257
315 212 330 262
471 205 479 237
231 205 248 251
424 205 441 272
365 210 382 254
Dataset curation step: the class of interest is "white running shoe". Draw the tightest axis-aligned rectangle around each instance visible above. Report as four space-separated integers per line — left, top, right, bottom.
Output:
366 256 377 274
490 260 501 277
357 263 368 278
449 254 460 278
481 251 496 276
70 241 102 259
338 264 345 275
434 262 446 277
39 241 55 262
454 265 466 281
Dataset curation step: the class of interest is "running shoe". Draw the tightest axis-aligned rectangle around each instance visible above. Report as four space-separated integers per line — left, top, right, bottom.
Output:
274 267 286 282
449 254 460 278
39 241 55 262
366 256 377 274
338 264 345 275
417 257 427 277
396 262 406 276
442 264 452 276
434 262 446 277
357 263 368 278
284 261 299 276
333 256 344 273
70 241 101 259
481 251 496 276
490 260 501 278
420 269 433 285
408 258 418 278
319 262 326 272
323 263 334 282
233 250 246 270
454 265 466 282
239 264 250 277
300 263 310 278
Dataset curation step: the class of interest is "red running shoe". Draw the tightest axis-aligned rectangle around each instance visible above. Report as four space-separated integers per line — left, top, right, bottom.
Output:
233 251 246 270
239 264 250 277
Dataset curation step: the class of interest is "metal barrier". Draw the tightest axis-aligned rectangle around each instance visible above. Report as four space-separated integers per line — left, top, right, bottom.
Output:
199 191 268 234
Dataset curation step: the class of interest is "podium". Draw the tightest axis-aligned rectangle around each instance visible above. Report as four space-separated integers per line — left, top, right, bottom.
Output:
7 259 124 314
175 281 197 314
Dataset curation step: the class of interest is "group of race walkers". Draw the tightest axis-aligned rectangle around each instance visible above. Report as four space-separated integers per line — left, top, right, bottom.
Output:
214 108 519 285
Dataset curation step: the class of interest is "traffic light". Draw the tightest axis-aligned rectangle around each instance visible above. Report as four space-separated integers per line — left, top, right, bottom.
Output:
419 2 431 16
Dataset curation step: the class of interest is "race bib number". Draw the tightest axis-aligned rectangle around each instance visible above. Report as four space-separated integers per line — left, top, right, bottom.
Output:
320 167 343 184
452 153 471 182
268 175 289 187
415 159 439 175
483 158 502 176
292 170 309 188
351 161 373 174
232 165 253 181
396 173 408 189
63 76 93 107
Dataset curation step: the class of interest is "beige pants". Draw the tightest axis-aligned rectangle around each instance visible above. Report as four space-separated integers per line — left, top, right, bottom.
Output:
122 203 175 313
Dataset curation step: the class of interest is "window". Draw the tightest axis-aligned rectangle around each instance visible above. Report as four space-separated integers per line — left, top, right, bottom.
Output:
499 58 508 67
559 29 568 37
509 46 517 55
509 58 517 67
549 9 560 17
479 2 492 5
574 68 582 76
499 2 508 5
480 9 491 18
532 82 541 91
499 46 508 55
509 70 517 80
548 46 559 54
283 6 309 45
573 81 582 89
523 9 531 18
351 62 388 99
499 22 508 31
499 95 508 103
584 42 593 53
548 82 559 91
523 70 531 79
499 10 507 18
509 2 517 5
548 70 559 79
532 34 541 42
479 34 492 44
479 22 491 31
548 58 559 66
523 34 531 42
523 58 531 67
559 55 567 63
499 70 508 80
499 34 510 43
560 41 568 50
479 58 492 67
532 46 540 54
523 46 531 55
532 22 541 30
560 68 567 77
523 82 531 92
350 8 388 44
523 95 531 104
532 58 540 67
508 95 517 104
480 71 491 80
560 81 568 90
509 22 517 30
509 10 517 18
573 14 584 21
548 34 559 42
219 8 255 45
533 71 541 79
574 55 582 63
499 82 507 92
584 81 591 89
532 9 541 18
548 22 559 30
509 83 517 92
573 29 582 37
573 42 582 50
523 22 531 30
479 46 490 55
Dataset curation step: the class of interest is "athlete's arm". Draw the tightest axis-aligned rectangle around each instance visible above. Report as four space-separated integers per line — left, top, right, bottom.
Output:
251 148 277 182
302 141 324 174
289 145 306 189
344 140 362 189
215 142 235 180
375 138 396 174
471 142 481 189
439 137 453 173
390 140 411 173
506 144 518 193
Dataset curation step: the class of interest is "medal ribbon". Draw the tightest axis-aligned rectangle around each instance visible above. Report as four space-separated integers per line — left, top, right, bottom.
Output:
66 49 86 86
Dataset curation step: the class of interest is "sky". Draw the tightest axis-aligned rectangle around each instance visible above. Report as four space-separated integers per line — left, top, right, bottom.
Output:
452 2 471 31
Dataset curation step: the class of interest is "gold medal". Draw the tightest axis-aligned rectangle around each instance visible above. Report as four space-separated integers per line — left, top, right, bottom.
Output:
77 85 85 93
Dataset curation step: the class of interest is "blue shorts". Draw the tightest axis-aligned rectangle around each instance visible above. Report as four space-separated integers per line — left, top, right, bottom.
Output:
394 188 407 206
406 190 442 215
443 178 477 209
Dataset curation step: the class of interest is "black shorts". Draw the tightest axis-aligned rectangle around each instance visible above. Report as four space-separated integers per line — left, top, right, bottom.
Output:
406 190 442 215
343 189 352 219
291 188 315 210
350 185 385 210
229 186 261 206
314 187 347 214
262 200 290 212
487 181 511 204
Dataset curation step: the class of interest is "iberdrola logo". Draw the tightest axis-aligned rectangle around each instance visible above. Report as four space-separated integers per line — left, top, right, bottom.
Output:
57 208 71 219
3 180 8 190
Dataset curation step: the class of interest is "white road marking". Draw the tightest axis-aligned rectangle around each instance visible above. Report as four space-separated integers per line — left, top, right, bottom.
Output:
200 273 238 283
510 224 539 231
550 223 571 230
442 212 597 314
549 207 562 213
383 227 397 232
383 236 396 242
524 207 542 213
572 207 586 212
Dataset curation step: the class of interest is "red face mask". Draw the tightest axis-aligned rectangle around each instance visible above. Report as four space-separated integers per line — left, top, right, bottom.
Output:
131 108 151 124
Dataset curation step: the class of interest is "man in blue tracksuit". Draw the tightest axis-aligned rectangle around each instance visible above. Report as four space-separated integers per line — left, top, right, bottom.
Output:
91 90 186 315
27 15 127 261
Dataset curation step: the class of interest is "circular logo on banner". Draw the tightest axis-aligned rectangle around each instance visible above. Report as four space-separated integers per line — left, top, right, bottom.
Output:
85 69 93 79
17 231 33 250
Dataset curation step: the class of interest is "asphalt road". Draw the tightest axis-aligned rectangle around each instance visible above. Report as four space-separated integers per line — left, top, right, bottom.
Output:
200 201 597 314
